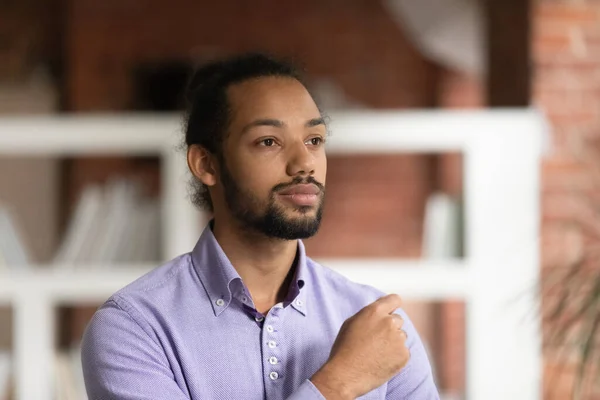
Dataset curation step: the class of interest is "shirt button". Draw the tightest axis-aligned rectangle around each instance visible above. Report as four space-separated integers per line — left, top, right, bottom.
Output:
242 296 248 303
269 356 278 365
255 316 264 322
215 299 225 307
295 299 303 307
269 371 279 380
268 340 277 349
266 325 274 333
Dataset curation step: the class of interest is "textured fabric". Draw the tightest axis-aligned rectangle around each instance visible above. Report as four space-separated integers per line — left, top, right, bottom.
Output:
82 224 440 399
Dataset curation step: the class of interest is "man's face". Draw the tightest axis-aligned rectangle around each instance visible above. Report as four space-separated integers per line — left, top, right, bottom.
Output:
216 76 327 240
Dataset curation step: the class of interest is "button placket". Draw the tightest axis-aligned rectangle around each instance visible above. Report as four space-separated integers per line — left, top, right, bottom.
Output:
263 311 282 386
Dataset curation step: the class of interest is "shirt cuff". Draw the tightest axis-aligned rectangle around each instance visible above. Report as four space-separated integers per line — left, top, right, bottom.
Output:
287 379 326 400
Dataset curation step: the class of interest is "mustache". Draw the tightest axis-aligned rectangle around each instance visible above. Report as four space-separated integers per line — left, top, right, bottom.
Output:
272 176 325 193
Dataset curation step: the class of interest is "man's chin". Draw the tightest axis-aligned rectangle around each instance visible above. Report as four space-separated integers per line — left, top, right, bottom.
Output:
260 210 322 240
279 222 321 239
283 205 319 217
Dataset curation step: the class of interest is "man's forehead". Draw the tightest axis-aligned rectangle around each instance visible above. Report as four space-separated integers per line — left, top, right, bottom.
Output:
226 77 321 125
230 77 311 102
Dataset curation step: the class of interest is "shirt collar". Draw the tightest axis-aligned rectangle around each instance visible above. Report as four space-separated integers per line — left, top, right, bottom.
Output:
287 239 308 316
191 222 309 317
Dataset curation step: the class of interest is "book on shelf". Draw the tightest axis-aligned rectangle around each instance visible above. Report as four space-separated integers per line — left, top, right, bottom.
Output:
0 205 31 271
422 192 462 260
114 198 160 264
53 177 160 269
87 179 140 264
53 184 104 266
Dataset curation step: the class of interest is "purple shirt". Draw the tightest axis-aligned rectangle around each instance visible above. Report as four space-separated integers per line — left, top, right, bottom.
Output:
82 224 439 399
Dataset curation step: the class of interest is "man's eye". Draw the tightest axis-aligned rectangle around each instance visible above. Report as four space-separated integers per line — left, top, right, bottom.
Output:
260 138 275 147
307 137 324 146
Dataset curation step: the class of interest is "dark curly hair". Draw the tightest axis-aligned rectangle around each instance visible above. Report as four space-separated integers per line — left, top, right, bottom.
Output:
183 53 313 212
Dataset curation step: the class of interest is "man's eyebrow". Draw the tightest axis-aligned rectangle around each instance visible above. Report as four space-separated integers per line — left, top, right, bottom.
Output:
241 119 284 134
241 117 326 134
306 117 326 128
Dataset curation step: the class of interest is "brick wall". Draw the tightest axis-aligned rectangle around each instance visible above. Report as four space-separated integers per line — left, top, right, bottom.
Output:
440 1 600 397
534 1 600 398
434 1 600 396
66 0 438 111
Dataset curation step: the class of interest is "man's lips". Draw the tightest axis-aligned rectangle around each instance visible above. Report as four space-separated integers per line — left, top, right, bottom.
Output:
277 184 320 196
277 184 321 206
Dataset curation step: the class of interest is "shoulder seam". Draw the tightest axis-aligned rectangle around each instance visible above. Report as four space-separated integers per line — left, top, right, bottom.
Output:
108 296 162 349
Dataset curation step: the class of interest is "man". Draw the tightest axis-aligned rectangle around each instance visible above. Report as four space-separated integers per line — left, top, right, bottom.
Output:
82 53 440 399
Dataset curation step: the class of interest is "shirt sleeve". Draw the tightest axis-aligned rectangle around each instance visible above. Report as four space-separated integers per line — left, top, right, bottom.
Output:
286 380 326 400
81 299 190 400
386 309 441 399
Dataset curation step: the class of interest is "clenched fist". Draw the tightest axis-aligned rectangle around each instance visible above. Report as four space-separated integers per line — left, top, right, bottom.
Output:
311 294 410 399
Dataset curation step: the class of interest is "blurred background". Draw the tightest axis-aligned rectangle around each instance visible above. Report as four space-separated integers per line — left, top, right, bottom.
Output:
1 0 599 399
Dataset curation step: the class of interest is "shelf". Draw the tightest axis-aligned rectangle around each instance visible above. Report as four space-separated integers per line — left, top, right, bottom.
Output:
0 110 546 155
0 265 154 303
0 114 181 155
319 259 470 300
0 259 469 303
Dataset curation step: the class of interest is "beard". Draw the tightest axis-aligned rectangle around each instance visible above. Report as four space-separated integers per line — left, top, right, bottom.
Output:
219 160 325 240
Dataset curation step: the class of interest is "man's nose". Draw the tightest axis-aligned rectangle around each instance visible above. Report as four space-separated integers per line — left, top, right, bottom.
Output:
286 141 315 177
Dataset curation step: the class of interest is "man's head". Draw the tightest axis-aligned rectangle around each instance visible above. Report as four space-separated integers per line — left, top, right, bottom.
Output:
184 53 327 240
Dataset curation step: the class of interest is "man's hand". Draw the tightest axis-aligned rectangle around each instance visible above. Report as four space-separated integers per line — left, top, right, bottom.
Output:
310 294 410 399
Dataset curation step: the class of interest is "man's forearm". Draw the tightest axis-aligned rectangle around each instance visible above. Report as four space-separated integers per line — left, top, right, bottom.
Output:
310 362 355 400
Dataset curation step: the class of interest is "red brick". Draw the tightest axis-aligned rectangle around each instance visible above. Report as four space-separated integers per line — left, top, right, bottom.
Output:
534 64 600 91
543 192 600 243
438 302 466 393
535 89 600 127
533 31 574 57
541 222 584 269
537 4 600 24
543 158 598 192
437 68 484 108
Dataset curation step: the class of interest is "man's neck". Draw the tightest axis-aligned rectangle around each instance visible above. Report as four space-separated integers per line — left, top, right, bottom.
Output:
212 218 298 313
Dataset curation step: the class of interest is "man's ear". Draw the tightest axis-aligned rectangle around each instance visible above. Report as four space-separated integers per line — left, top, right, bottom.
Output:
187 145 218 186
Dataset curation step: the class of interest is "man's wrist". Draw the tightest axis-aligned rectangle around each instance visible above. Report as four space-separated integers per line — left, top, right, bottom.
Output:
310 361 355 400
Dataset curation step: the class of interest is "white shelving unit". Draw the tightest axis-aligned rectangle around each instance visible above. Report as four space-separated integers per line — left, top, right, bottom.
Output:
0 109 545 400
